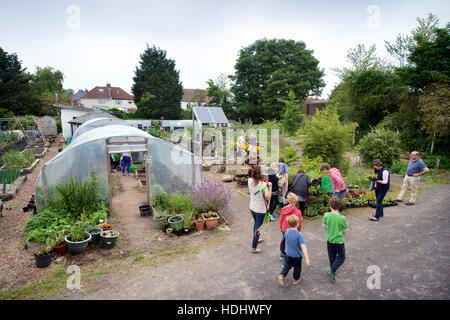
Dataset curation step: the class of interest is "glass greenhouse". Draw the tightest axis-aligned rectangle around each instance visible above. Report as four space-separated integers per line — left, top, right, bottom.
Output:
35 121 202 210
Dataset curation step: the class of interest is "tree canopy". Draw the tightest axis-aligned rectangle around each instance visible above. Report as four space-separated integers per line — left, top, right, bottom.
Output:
131 45 183 119
230 38 324 123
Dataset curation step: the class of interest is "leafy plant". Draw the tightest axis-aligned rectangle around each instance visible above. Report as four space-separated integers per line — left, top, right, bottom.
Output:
0 168 21 184
357 128 402 167
2 149 35 169
182 210 195 228
69 223 87 242
151 191 171 212
169 192 193 214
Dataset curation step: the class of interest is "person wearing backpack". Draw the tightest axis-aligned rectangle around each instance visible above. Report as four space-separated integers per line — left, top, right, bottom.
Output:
288 168 311 214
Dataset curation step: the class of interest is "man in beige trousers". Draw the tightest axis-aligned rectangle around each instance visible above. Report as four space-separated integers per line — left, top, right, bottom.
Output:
394 151 429 205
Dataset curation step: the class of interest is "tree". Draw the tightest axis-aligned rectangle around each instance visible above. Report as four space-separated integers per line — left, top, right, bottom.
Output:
131 45 183 119
418 82 450 154
230 38 324 123
281 91 303 136
329 68 405 134
385 34 415 68
206 73 236 119
333 44 384 79
300 107 356 170
31 66 64 94
39 90 71 116
412 12 440 43
396 23 450 90
0 47 33 115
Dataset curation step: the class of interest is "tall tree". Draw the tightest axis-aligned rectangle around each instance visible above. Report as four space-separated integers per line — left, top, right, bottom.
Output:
396 23 450 90
230 38 324 123
385 34 415 68
0 47 33 115
131 45 183 119
206 73 236 119
418 81 450 154
412 12 440 43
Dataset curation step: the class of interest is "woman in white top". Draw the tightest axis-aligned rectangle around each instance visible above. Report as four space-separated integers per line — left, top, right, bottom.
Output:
248 165 272 253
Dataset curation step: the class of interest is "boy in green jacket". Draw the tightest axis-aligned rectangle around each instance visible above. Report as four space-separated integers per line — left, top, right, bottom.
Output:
323 196 348 281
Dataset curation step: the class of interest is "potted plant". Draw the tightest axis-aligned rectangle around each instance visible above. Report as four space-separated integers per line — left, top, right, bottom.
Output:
194 215 205 231
98 222 113 231
86 226 103 246
100 230 119 250
34 244 53 268
53 231 68 254
65 224 92 255
153 214 169 230
202 211 220 229
168 214 184 231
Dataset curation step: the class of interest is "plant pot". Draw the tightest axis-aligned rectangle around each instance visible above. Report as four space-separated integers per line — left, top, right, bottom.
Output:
86 227 103 245
34 252 52 268
166 227 173 235
202 214 220 230
139 204 151 217
53 242 67 254
100 230 119 250
194 219 205 231
168 215 184 231
153 215 169 230
97 223 113 231
65 232 92 255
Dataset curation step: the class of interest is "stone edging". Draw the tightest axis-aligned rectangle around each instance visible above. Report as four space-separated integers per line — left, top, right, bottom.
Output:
0 175 27 200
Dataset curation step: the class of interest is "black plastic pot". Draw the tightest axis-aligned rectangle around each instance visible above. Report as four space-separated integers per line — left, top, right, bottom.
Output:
139 205 151 217
34 252 52 268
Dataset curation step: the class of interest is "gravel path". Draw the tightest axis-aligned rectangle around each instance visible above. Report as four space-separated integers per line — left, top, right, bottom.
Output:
0 144 60 290
51 174 450 300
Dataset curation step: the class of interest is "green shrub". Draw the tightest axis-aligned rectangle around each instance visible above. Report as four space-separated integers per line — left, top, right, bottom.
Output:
357 128 402 166
422 154 450 170
281 146 299 165
390 159 408 175
169 192 193 214
300 107 356 170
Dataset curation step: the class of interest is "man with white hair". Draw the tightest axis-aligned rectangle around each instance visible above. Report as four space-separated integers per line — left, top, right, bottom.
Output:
394 151 429 205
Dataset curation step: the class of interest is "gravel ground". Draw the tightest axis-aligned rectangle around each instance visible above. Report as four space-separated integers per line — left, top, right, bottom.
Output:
0 143 60 291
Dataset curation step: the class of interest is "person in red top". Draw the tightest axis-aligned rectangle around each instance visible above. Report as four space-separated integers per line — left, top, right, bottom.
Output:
279 193 303 263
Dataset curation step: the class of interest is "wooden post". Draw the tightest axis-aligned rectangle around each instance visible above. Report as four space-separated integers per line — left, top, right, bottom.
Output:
436 157 440 175
106 140 112 217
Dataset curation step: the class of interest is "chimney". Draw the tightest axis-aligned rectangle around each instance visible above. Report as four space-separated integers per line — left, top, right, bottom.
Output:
85 89 88 93
106 83 111 88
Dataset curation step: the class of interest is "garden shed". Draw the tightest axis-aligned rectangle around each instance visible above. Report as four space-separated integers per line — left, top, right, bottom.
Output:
35 123 202 210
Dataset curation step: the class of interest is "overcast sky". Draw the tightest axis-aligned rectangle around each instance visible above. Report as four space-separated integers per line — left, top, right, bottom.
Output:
1 0 449 98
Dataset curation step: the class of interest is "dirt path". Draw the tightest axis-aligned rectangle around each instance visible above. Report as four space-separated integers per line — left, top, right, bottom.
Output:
109 171 149 251
51 174 450 300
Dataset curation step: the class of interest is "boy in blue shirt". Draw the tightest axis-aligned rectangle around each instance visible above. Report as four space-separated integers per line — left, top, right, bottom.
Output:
278 215 311 286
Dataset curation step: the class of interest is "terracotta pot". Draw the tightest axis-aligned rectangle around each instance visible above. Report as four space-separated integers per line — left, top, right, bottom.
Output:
194 219 205 231
53 242 67 254
97 223 113 231
202 214 220 230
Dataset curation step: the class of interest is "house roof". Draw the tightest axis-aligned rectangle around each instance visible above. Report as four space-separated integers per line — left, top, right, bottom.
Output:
304 96 328 104
83 84 134 100
182 89 211 102
71 91 85 101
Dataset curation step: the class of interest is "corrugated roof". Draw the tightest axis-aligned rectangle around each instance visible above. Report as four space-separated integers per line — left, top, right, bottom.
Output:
69 110 116 125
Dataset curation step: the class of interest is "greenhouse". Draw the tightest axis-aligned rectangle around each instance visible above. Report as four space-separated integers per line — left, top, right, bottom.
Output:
35 121 202 210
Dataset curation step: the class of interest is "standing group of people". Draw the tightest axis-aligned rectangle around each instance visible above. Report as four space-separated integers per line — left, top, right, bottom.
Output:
247 150 429 286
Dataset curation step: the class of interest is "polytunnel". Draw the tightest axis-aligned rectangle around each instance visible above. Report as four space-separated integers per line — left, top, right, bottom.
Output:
71 117 132 141
35 124 202 210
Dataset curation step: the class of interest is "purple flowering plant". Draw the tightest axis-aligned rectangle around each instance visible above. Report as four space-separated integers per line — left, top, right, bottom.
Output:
188 179 231 213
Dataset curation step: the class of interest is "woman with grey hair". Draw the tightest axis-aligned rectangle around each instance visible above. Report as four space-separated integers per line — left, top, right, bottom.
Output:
369 159 390 221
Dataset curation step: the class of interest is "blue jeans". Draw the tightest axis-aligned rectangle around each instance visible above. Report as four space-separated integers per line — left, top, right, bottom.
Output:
121 156 131 174
327 242 345 274
375 189 388 219
251 210 266 249
333 189 347 200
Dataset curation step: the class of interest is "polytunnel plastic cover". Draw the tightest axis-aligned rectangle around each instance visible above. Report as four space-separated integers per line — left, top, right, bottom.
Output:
36 124 202 210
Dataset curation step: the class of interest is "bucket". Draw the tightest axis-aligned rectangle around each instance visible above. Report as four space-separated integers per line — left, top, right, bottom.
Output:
65 233 92 255
139 205 151 217
168 215 184 231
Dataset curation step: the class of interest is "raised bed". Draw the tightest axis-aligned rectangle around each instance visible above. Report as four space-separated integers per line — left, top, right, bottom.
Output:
21 159 40 175
25 147 48 159
0 175 27 200
138 179 147 192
